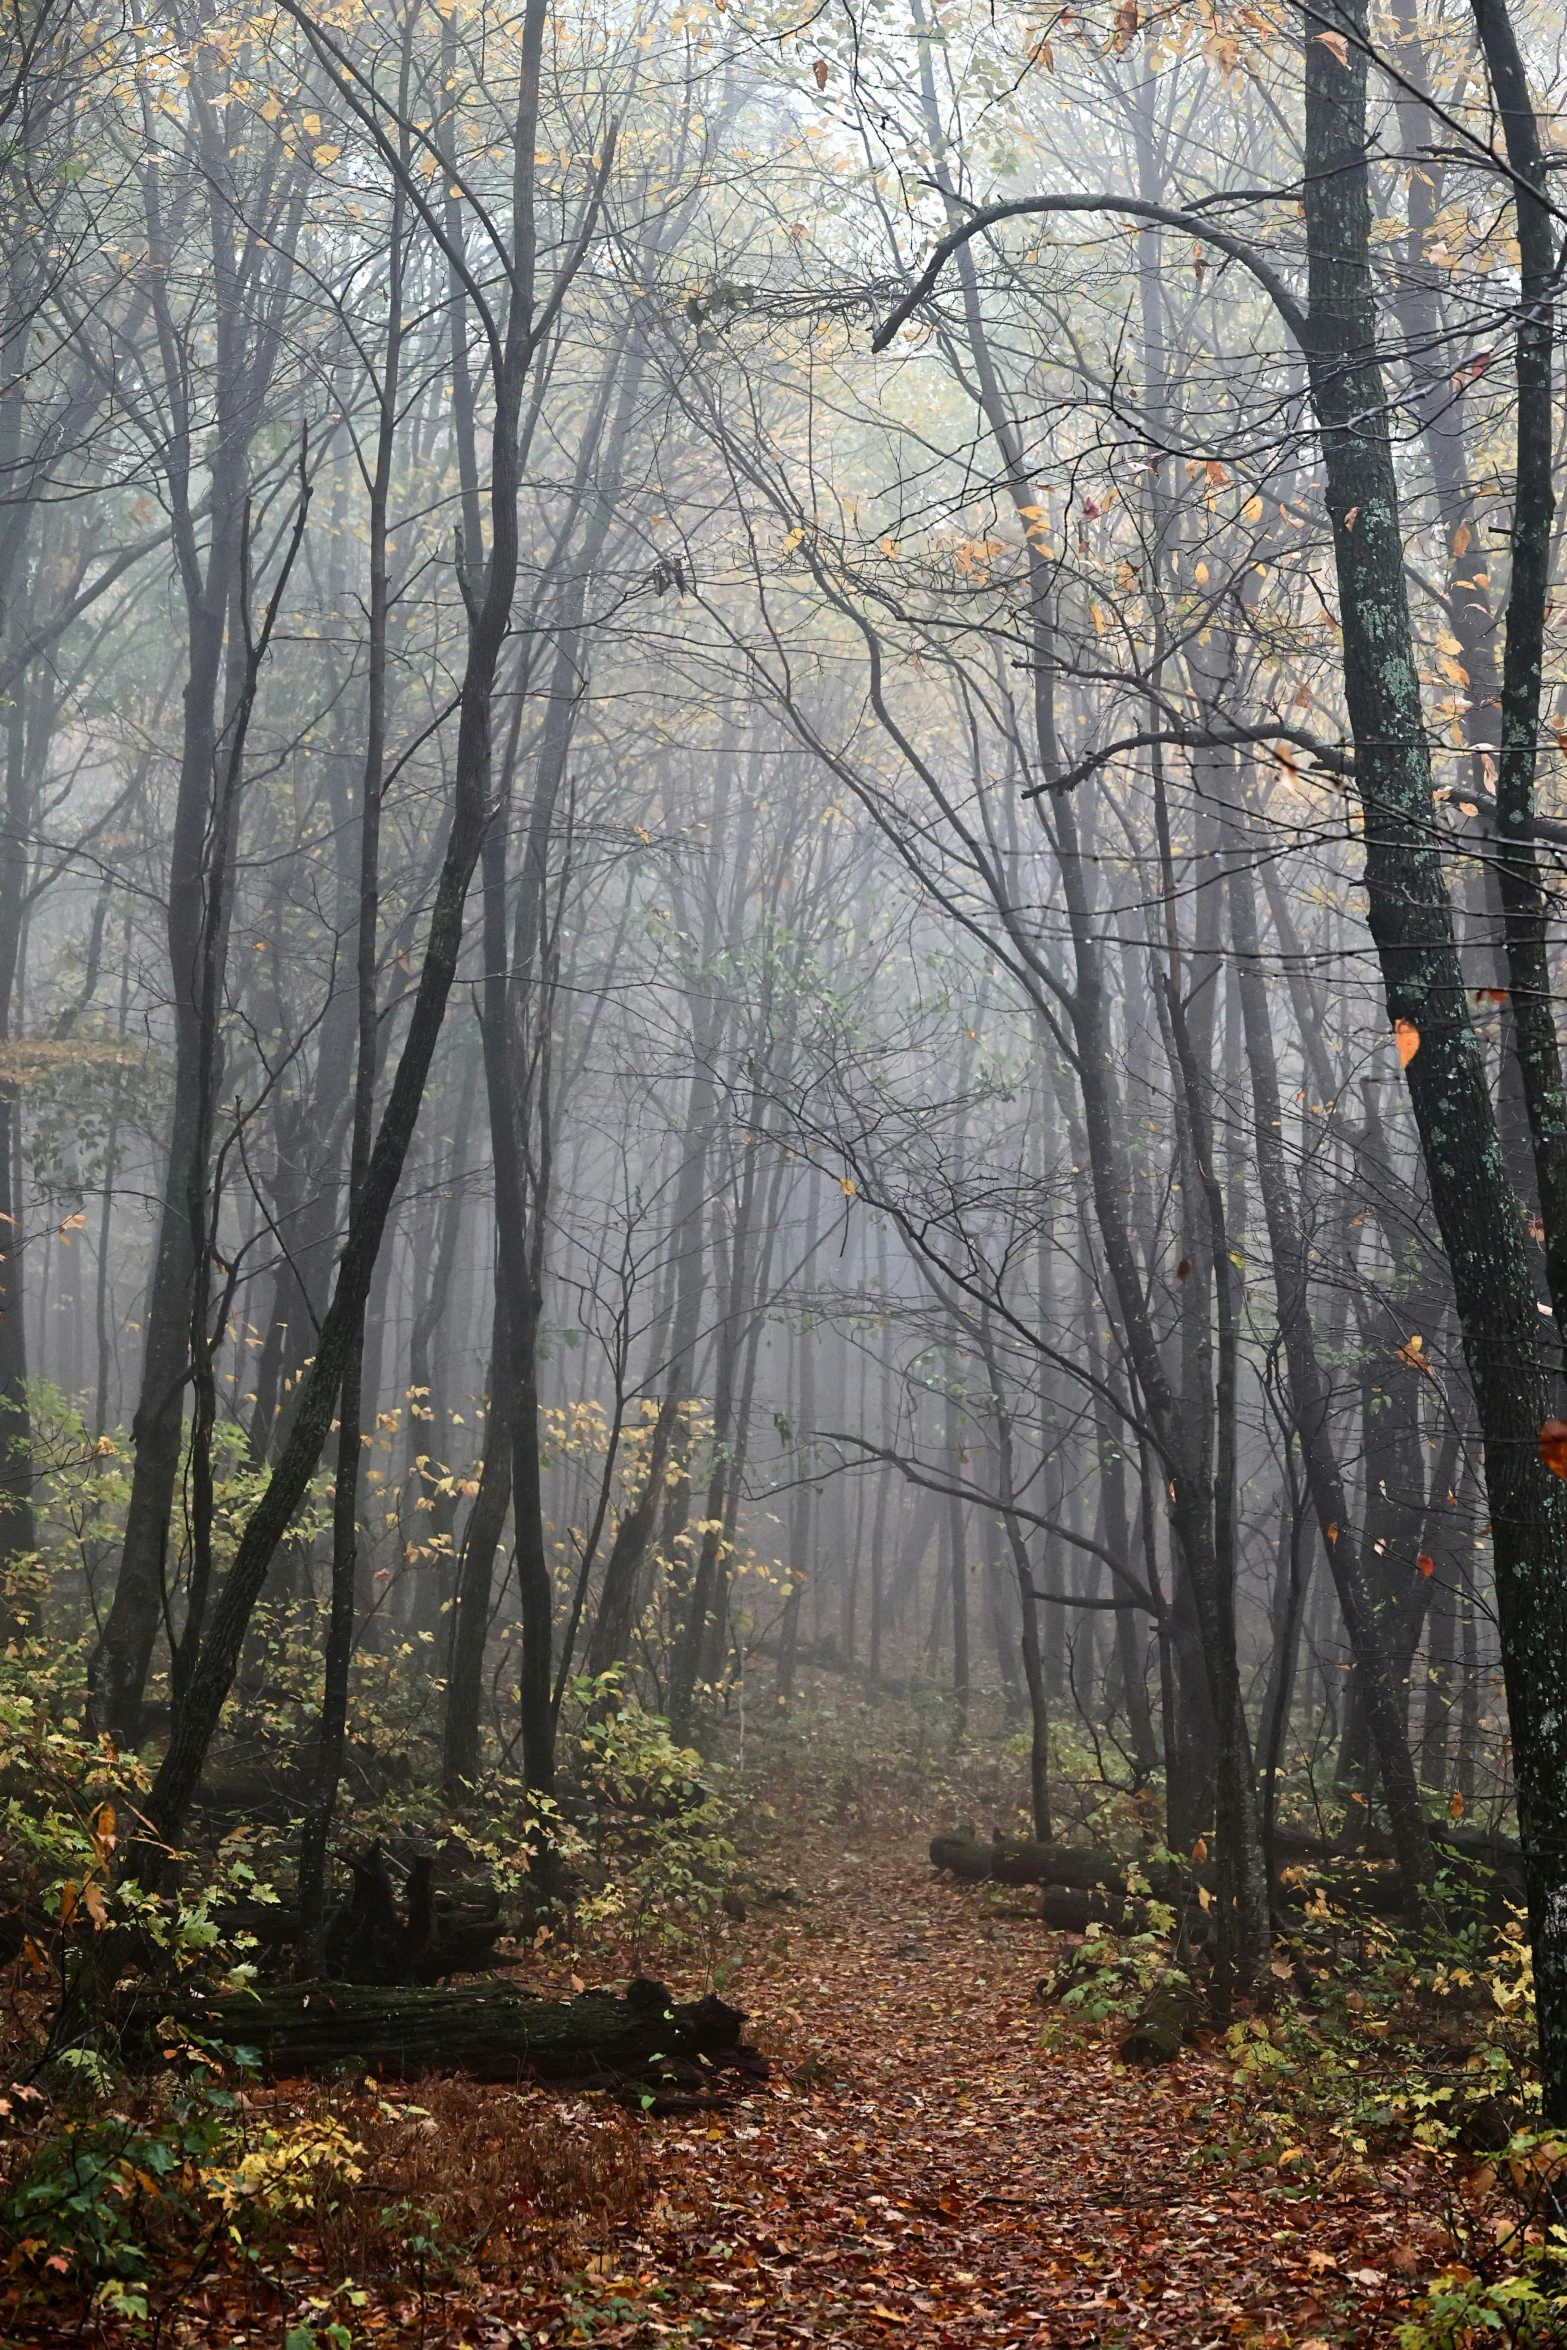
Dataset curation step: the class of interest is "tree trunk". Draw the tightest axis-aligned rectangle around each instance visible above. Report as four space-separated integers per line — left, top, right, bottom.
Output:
442 1292 513 1794
1303 0 1567 2113
1227 793 1435 1902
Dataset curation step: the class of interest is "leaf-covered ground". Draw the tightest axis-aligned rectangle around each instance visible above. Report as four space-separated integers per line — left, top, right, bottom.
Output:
539 1843 1435 2350
28 1832 1450 2349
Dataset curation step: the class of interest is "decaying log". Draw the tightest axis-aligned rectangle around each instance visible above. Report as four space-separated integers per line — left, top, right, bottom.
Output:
1271 1824 1524 1915
1039 1886 1150 1935
1119 1978 1203 2067
117 1973 764 2088
1275 1859 1405 1916
930 1834 1185 1900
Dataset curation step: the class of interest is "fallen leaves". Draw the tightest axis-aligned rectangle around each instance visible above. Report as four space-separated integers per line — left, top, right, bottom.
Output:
35 1837 1441 2350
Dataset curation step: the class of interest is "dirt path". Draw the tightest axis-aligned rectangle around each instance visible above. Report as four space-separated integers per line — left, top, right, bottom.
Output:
558 1845 1431 2348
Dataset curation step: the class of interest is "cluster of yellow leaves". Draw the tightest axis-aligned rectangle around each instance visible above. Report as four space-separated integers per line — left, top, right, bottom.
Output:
205 2114 367 2218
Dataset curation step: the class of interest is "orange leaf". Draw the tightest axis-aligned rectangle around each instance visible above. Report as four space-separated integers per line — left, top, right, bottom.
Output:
1342 505 1358 532
1453 519 1472 558
1539 1419 1567 1478
812 56 828 87
1476 987 1509 1005
1315 28 1349 66
1394 1018 1420 1067
1449 1789 1466 1820
1417 1553 1435 1577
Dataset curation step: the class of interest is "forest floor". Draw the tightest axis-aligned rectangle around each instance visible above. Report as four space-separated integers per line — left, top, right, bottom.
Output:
521 1837 1440 2350
30 1822 1458 2350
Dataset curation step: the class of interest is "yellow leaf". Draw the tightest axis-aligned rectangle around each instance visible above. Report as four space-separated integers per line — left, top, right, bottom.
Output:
1242 494 1263 522
840 1176 856 1197
1394 1017 1420 1067
313 142 341 168
1193 560 1209 584
1453 519 1472 558
1090 601 1107 633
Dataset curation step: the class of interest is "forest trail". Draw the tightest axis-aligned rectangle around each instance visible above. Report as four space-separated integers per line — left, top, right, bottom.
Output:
529 1842 1433 2350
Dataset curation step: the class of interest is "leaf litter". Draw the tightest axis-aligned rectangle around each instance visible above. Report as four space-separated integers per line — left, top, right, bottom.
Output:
5 1831 1446 2347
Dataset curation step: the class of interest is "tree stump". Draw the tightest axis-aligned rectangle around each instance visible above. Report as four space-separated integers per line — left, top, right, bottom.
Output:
1119 1978 1203 2066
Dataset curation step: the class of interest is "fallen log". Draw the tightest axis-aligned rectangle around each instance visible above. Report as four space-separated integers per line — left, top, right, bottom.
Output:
1275 1858 1406 1916
1119 1978 1203 2067
1039 1886 1150 1935
930 1834 1186 1899
1271 1823 1524 1913
1271 1821 1522 1871
115 1974 765 2089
